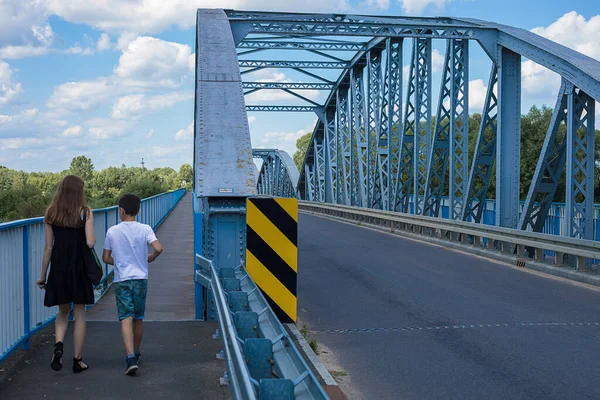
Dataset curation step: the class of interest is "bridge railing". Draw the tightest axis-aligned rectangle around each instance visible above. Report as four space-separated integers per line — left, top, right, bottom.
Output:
195 254 329 400
299 201 600 273
0 188 186 361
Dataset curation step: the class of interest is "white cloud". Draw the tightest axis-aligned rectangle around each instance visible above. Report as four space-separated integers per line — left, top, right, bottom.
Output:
432 49 444 72
43 0 349 35
47 77 115 111
468 79 488 114
399 0 450 14
114 36 194 88
111 91 193 119
86 118 133 140
521 60 561 97
532 12 600 60
0 108 69 140
0 1 52 48
48 36 194 113
256 127 313 156
145 129 154 139
97 33 113 51
0 45 52 59
152 144 189 157
175 121 193 141
0 61 24 105
248 116 256 125
63 125 82 137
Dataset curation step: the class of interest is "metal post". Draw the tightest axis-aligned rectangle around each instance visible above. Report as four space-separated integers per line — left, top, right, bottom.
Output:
496 47 521 228
22 226 30 350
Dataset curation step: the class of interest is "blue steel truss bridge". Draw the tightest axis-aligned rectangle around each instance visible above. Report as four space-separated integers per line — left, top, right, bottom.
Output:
3 8 600 400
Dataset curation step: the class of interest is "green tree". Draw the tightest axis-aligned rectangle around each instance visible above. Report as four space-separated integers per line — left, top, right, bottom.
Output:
69 155 94 181
293 133 312 170
179 164 193 190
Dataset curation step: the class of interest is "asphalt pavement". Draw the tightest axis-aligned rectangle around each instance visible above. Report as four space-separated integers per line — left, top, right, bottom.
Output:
297 213 600 400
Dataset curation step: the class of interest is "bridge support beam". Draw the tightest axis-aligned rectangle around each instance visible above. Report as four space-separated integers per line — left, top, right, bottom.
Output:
194 9 256 320
496 47 521 228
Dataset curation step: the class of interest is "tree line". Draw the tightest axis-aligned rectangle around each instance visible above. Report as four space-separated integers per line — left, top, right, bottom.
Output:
293 105 600 203
0 156 193 223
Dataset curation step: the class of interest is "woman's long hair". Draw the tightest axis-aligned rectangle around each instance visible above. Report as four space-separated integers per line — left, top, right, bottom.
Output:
45 175 88 227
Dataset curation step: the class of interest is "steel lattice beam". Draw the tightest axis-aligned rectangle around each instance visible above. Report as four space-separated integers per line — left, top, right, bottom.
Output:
239 60 349 69
238 40 366 51
518 80 570 233
253 149 299 197
246 105 320 112
565 87 595 240
242 82 334 90
462 65 498 223
423 39 469 219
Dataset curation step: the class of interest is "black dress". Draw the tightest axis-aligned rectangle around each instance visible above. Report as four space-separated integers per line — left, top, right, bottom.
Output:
44 223 95 307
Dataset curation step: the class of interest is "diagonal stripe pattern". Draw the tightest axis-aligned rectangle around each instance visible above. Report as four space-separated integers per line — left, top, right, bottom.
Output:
246 198 298 323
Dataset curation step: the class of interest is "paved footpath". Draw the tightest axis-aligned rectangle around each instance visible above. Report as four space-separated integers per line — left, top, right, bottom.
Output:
0 193 231 399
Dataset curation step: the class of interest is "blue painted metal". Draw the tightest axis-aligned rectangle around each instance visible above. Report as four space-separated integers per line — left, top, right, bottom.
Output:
242 82 334 90
253 149 299 198
240 60 348 69
565 87 596 241
22 226 30 350
238 40 365 51
424 39 469 219
462 65 498 223
246 105 319 112
518 80 570 233
496 47 521 228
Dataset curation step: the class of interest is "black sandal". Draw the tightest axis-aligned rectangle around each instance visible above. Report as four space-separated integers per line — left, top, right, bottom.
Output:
72 357 89 373
50 342 63 371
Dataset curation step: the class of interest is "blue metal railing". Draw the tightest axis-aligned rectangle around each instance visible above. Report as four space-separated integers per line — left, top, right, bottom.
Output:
0 188 186 361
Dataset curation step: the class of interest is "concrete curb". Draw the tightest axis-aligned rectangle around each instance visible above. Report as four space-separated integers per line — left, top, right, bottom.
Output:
286 323 337 386
303 211 600 289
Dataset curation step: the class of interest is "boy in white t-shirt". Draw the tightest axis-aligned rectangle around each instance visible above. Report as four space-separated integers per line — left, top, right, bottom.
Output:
102 193 163 375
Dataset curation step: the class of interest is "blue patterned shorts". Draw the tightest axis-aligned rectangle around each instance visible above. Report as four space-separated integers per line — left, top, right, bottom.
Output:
114 279 148 321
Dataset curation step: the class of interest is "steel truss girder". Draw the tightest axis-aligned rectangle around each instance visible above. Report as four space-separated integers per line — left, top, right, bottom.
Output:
337 89 352 204
242 82 334 90
350 67 367 207
253 149 299 197
395 38 432 214
314 130 327 202
230 19 480 39
238 40 365 51
423 39 469 218
384 39 404 210
324 111 337 203
518 80 570 233
366 47 384 209
246 105 320 112
462 64 498 223
565 86 595 239
239 60 349 69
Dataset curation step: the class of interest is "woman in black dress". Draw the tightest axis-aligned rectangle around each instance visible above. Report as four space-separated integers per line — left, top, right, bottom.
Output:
36 175 96 373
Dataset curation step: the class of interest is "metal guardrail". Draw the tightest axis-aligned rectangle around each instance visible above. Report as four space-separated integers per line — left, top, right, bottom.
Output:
299 201 600 271
0 188 186 361
195 254 329 400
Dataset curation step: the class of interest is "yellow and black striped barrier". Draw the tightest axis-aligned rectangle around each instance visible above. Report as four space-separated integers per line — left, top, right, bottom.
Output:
245 197 298 323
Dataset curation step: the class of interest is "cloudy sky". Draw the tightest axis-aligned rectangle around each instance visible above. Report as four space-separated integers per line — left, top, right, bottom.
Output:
0 0 598 172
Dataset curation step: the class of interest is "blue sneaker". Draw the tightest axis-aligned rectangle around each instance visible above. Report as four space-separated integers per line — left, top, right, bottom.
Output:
135 350 141 364
124 356 138 375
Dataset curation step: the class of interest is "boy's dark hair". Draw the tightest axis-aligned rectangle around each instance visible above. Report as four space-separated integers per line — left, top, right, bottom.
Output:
118 193 141 216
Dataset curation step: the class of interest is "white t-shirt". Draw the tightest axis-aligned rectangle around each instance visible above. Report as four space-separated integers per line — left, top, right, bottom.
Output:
104 221 158 283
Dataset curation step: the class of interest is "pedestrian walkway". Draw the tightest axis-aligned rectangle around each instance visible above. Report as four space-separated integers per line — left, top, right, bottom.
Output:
0 193 231 399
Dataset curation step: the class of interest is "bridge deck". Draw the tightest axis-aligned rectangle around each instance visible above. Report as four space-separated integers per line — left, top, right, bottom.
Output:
0 193 230 399
298 213 600 400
